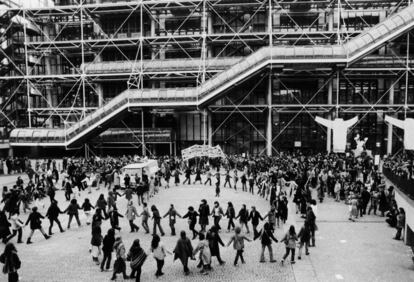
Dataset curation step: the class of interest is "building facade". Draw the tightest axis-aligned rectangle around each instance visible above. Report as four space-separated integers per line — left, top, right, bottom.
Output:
1 0 414 157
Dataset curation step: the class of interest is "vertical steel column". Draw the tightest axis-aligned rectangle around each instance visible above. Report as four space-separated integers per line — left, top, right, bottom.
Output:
266 73 272 156
140 2 144 90
207 110 212 147
141 110 146 156
200 0 207 85
23 9 31 128
80 0 86 117
387 79 394 155
405 32 410 119
202 109 207 145
266 0 273 156
327 78 333 152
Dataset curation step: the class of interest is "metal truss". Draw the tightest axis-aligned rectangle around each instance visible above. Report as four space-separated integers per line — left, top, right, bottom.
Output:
1 0 413 155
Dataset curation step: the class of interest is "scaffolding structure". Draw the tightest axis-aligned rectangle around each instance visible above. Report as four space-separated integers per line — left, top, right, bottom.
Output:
1 0 414 156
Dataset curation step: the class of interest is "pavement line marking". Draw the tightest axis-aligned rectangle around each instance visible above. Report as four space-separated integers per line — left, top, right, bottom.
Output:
340 240 347 243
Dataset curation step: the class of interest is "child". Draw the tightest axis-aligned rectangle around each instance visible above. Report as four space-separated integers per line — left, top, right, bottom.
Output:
81 198 95 225
215 182 220 197
281 225 298 265
226 226 251 266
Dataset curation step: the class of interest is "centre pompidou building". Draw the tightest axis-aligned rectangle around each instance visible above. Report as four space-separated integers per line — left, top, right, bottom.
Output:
1 0 414 157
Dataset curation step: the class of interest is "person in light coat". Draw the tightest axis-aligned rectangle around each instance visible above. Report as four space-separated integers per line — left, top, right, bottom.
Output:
125 200 140 232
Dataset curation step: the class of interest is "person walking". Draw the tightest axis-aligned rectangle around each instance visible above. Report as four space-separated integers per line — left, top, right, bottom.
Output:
163 204 182 236
306 206 317 247
182 206 199 240
255 222 278 263
25 207 50 244
127 239 147 282
225 202 236 232
204 170 212 186
0 243 21 282
150 234 171 278
198 199 210 233
111 236 129 280
223 170 231 188
81 198 94 225
126 200 140 233
183 167 192 185
4 211 23 244
194 168 202 184
193 232 212 275
95 194 108 219
64 199 82 229
281 225 298 265
151 205 165 236
263 205 277 232
210 201 224 231
207 226 225 265
173 231 194 275
109 206 123 231
297 221 311 260
91 225 103 265
249 206 263 237
140 203 150 234
100 228 115 272
0 210 11 243
236 204 250 234
226 226 251 266
45 200 65 235
233 169 239 190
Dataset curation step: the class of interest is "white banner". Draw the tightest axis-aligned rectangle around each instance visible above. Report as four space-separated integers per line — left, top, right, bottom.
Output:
181 145 225 160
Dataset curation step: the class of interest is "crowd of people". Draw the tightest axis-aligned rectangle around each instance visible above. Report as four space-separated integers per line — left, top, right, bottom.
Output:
0 151 409 281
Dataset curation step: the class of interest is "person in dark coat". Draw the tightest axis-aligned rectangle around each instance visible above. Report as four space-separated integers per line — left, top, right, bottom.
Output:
91 225 103 264
46 200 65 235
101 228 115 271
173 231 194 275
151 205 165 236
183 167 192 185
236 204 250 233
206 226 225 265
198 199 210 233
109 206 123 231
378 189 388 216
225 202 236 232
194 168 202 184
0 210 11 243
92 208 105 229
0 242 21 282
25 206 50 244
255 222 278 263
306 206 316 247
277 197 288 226
182 206 199 240
248 206 263 237
64 199 82 229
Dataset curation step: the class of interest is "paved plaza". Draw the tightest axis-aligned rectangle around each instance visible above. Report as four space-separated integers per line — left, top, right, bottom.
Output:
1 173 414 282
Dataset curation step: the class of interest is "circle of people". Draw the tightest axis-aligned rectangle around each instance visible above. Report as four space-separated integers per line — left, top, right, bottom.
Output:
0 152 401 282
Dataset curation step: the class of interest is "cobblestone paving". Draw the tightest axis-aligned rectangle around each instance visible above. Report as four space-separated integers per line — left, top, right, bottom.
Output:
0 173 413 282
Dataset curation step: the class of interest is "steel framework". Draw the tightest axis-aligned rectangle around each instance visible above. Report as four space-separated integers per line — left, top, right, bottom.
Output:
1 0 414 156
